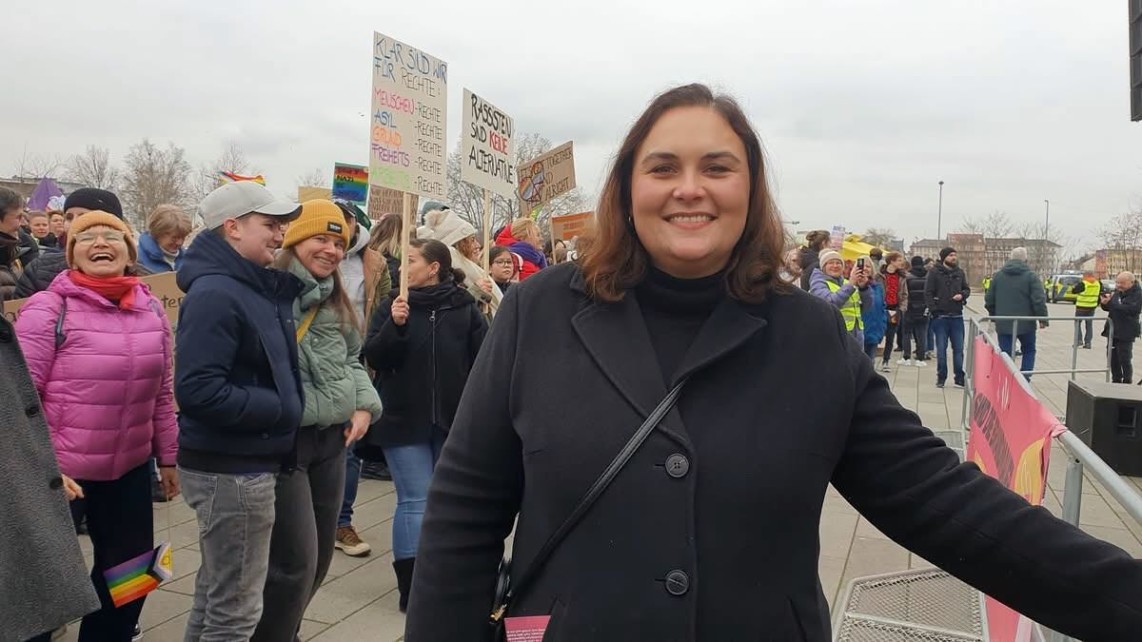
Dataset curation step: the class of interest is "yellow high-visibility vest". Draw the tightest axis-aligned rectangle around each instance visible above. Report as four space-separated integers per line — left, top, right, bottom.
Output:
826 279 863 332
1076 279 1101 309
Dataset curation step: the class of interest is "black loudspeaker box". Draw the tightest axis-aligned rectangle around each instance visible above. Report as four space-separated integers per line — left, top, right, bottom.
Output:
1066 380 1142 476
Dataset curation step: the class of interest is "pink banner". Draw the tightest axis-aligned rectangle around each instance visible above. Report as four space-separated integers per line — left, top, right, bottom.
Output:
967 336 1065 642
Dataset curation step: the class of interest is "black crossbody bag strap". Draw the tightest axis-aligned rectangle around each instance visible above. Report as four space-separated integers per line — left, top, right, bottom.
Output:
490 378 688 625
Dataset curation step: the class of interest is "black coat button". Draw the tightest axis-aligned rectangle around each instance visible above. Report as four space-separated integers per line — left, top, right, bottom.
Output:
25 405 40 417
665 454 690 479
49 476 63 490
664 570 690 596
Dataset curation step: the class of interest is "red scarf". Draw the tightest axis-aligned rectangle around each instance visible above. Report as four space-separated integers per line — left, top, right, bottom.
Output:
68 271 140 310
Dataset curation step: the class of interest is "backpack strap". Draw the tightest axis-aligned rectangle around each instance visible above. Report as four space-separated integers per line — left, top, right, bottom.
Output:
54 299 68 349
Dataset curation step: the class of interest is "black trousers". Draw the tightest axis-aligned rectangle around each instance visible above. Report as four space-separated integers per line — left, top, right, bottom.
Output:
252 426 347 642
901 317 929 361
1112 339 1135 384
882 317 901 364
69 463 155 642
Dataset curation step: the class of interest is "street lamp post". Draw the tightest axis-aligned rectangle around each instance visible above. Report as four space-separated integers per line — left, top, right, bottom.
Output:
937 180 944 240
1044 199 1051 273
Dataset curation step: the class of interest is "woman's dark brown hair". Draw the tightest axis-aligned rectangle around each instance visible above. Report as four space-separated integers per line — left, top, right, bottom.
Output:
410 238 466 285
579 83 787 303
805 230 831 251
273 249 361 335
488 245 518 280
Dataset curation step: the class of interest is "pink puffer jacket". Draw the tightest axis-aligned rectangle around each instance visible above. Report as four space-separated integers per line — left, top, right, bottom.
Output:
15 271 177 481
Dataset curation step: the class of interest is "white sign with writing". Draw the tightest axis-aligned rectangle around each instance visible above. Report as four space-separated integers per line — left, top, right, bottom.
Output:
369 32 448 200
460 88 515 198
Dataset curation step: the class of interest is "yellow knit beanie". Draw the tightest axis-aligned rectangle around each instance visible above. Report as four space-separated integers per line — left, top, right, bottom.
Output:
66 211 137 267
282 200 352 249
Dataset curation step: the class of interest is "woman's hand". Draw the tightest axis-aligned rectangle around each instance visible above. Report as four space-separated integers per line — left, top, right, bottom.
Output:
478 277 493 296
391 296 410 326
61 474 84 501
344 410 372 446
159 466 180 500
850 268 869 288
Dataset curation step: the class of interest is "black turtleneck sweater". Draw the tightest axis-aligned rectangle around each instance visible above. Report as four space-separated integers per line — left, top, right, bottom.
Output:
635 267 726 385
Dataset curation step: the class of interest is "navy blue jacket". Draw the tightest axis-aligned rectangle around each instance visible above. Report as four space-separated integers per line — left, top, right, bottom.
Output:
174 231 305 473
137 232 184 273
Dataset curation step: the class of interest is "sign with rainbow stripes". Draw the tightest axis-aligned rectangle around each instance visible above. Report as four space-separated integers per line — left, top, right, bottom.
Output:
103 542 173 607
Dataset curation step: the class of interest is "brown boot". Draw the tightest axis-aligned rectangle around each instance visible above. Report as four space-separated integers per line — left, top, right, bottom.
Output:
335 525 372 557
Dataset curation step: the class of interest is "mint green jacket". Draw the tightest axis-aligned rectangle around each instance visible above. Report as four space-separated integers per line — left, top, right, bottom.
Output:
289 258 382 428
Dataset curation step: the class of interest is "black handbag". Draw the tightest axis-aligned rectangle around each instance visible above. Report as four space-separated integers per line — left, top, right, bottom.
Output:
489 378 688 634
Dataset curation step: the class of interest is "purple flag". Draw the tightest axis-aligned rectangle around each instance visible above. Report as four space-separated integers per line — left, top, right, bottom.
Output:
27 178 63 211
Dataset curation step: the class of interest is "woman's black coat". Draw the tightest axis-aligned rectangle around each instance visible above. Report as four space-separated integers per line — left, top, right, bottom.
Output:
404 263 1142 642
361 282 487 453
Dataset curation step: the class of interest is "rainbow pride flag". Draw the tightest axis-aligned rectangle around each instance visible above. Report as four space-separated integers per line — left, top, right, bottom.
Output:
103 542 173 608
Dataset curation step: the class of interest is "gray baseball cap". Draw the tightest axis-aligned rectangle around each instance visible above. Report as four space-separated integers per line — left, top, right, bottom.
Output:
197 182 301 230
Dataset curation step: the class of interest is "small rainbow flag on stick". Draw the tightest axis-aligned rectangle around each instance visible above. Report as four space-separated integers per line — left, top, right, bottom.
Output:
103 542 173 608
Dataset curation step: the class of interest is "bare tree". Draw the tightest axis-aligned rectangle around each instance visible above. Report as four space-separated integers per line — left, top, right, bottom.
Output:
1099 209 1142 274
65 146 120 190
13 149 64 179
120 139 193 230
190 142 255 201
447 132 590 240
296 168 327 190
958 210 1014 238
862 227 897 248
1013 221 1065 276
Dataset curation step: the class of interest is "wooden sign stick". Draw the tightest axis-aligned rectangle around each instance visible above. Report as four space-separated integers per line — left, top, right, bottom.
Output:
399 192 412 300
482 188 493 273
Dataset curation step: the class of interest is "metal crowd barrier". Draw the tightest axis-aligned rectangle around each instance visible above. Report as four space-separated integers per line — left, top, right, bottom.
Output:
963 316 1142 642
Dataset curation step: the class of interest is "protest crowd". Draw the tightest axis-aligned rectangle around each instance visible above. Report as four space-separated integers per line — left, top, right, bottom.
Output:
5 81 1142 642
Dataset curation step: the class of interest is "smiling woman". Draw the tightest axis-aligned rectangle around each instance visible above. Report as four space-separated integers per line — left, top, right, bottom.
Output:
403 82 1142 642
255 199 382 640
14 209 178 640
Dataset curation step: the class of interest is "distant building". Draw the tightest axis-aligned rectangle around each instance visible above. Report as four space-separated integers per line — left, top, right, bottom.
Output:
0 175 85 203
1082 248 1142 278
909 234 1060 287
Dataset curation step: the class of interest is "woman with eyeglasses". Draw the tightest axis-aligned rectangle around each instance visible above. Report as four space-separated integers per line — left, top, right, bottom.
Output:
15 211 178 642
488 246 519 296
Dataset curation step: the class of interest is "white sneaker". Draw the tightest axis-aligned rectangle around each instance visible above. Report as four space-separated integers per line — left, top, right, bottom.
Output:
915 360 928 367
879 363 891 373
897 358 912 366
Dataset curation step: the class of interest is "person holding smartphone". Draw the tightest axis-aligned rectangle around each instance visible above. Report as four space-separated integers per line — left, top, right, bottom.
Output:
810 249 873 345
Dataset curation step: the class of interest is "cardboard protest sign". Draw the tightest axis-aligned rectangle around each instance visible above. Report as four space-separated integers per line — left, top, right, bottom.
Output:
461 89 515 198
550 211 594 242
298 186 332 202
370 31 448 200
4 272 183 327
332 163 369 204
517 142 576 214
367 185 418 220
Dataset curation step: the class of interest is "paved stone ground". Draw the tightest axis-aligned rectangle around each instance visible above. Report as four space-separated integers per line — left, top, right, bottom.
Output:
57 303 1142 640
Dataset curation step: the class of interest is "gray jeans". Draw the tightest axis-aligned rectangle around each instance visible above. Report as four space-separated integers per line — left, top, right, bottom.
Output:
251 426 347 642
180 468 277 642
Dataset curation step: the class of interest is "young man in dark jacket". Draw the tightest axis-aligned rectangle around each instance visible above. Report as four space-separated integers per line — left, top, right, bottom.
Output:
899 256 930 366
175 181 303 641
1100 271 1142 384
925 247 971 388
984 247 1048 380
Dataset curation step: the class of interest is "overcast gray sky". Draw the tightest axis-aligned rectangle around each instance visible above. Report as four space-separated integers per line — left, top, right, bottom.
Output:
5 0 1140 255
